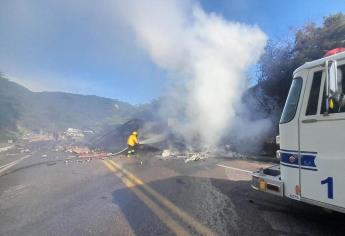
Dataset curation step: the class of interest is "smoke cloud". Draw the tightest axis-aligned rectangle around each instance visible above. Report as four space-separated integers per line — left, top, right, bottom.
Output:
115 0 267 149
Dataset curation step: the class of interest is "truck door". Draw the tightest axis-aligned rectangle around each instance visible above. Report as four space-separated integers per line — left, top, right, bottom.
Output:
299 62 345 209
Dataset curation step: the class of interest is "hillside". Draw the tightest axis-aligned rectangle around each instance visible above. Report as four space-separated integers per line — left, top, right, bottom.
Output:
0 76 137 139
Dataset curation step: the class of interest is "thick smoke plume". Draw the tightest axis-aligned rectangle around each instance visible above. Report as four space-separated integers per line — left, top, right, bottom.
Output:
116 0 267 149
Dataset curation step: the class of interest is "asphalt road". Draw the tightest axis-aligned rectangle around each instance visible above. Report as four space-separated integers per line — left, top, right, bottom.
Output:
1 141 345 236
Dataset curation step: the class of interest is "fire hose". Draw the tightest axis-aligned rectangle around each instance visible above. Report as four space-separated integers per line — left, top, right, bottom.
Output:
110 147 129 156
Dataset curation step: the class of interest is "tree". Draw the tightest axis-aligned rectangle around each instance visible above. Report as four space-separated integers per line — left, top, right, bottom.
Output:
256 13 345 110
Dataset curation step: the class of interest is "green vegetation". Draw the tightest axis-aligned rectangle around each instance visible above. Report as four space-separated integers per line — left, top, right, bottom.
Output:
256 13 345 108
0 75 137 138
251 13 345 127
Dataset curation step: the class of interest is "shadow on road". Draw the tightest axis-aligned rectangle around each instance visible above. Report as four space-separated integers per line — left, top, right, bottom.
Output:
112 175 345 236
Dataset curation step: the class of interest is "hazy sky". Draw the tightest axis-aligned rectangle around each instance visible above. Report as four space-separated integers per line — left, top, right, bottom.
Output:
1 0 345 104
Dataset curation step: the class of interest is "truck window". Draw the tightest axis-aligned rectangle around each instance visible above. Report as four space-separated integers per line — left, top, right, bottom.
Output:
306 71 322 115
280 78 303 124
321 64 345 114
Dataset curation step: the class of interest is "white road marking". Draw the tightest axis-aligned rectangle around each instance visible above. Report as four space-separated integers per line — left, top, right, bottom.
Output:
0 155 30 174
0 144 14 153
216 163 253 174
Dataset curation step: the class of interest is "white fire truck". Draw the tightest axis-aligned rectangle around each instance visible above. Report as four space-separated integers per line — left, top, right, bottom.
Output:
252 48 345 213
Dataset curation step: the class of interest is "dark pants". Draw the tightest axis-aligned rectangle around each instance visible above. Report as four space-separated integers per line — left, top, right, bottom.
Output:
128 145 136 155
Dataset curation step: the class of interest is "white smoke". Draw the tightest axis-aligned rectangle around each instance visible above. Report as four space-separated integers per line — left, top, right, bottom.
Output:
115 0 267 149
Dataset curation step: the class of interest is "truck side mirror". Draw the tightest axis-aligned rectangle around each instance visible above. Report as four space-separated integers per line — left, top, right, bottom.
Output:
325 60 341 114
328 60 338 96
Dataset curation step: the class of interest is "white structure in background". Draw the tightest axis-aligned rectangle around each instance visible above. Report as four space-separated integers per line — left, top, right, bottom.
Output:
65 128 84 138
252 48 345 213
83 130 94 134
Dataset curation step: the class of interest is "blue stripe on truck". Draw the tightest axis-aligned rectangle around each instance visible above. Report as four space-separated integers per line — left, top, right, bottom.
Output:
280 150 318 171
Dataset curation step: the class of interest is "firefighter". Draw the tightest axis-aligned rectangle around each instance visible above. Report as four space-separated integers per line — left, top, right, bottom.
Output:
127 131 139 157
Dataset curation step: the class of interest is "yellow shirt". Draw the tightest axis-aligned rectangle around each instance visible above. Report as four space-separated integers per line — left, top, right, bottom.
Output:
127 134 138 146
330 98 334 109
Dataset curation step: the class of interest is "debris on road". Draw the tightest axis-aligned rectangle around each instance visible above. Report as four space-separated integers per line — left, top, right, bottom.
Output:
161 149 170 158
159 149 183 160
54 145 64 152
63 149 113 165
67 146 90 154
184 152 209 163
159 149 209 163
64 157 92 164
161 149 175 159
20 149 30 153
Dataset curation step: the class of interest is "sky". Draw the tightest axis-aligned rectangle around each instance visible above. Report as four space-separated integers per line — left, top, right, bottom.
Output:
0 0 345 104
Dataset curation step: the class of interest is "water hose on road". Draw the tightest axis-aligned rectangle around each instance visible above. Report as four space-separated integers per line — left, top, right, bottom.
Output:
111 147 128 156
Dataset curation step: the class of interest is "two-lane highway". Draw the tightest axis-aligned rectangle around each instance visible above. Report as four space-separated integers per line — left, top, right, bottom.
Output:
1 141 345 235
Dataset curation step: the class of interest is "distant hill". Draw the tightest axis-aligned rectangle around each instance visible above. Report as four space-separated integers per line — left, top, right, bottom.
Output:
0 76 138 140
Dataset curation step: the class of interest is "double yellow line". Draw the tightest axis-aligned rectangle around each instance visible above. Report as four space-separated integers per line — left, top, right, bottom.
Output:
102 159 215 236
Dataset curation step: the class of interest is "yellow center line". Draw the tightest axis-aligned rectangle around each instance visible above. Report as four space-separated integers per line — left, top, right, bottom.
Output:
102 160 191 236
107 160 216 236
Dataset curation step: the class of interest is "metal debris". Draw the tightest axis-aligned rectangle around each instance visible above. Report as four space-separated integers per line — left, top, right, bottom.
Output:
184 152 208 163
55 145 64 152
159 149 182 160
160 149 209 163
64 158 92 164
69 146 90 154
162 149 172 158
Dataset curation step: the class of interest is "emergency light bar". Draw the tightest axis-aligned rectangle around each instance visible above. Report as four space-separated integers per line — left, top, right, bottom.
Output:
324 47 345 57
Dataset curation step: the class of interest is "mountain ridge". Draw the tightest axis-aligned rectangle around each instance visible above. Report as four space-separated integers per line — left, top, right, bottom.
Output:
0 76 139 140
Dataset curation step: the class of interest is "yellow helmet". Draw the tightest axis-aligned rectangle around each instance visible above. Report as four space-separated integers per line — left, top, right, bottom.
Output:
132 131 138 135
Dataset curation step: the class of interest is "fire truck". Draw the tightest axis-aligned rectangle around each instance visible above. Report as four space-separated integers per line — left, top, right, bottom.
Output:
252 48 345 213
